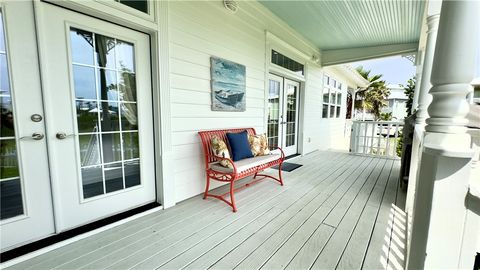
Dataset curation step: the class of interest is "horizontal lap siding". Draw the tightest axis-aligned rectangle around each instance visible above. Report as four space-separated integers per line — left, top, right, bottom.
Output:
169 2 268 202
168 1 341 203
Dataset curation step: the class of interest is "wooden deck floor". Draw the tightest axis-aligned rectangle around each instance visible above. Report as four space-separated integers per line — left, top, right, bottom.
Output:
6 151 407 270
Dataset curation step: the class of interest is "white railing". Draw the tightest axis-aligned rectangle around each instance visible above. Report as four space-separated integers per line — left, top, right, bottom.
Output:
350 120 404 158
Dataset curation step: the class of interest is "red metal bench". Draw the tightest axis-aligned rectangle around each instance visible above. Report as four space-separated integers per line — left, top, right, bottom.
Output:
198 128 285 212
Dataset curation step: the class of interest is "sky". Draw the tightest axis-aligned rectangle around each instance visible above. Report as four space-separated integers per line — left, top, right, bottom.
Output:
352 47 480 86
352 56 416 86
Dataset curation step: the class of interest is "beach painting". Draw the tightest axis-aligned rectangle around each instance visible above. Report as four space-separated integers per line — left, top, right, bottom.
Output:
210 57 246 111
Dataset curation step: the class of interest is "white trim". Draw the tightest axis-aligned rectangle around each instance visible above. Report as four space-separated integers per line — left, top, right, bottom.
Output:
154 0 175 209
0 206 163 269
41 0 157 32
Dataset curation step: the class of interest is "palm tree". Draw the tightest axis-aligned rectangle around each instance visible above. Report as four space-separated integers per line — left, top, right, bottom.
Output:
355 66 390 120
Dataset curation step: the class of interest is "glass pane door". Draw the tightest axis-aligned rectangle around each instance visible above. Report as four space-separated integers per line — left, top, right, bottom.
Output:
285 82 298 147
267 75 282 149
36 3 155 231
0 11 23 220
0 2 55 251
70 28 141 200
267 74 300 156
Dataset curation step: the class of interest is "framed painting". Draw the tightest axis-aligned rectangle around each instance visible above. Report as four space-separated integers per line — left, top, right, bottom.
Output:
210 57 246 111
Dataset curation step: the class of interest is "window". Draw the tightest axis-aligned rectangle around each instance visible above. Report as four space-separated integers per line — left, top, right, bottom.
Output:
0 11 25 220
115 0 148 13
69 27 141 199
322 74 343 118
271 50 304 76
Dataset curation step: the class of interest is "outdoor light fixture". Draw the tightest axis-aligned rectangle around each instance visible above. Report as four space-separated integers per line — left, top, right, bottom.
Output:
224 0 239 13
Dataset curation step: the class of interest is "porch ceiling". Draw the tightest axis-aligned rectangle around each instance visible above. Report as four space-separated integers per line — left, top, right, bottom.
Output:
260 0 426 64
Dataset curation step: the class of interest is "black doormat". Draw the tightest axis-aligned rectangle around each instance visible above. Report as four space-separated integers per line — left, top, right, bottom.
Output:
273 162 303 172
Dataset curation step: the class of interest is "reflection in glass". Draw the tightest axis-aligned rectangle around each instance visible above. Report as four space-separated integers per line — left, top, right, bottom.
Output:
330 105 335 118
97 69 118 101
322 105 328 118
330 92 336 105
73 65 97 100
0 13 4 53
102 133 122 163
95 34 116 69
336 106 341 118
1 179 24 220
105 162 123 193
337 93 342 105
70 28 94 65
117 0 148 14
100 101 120 132
82 166 104 199
70 27 142 199
0 100 14 137
79 134 101 166
123 132 139 159
124 159 140 188
323 88 329 103
0 139 19 179
118 72 136 102
1 54 9 93
116 40 135 72
76 101 99 133
120 103 138 130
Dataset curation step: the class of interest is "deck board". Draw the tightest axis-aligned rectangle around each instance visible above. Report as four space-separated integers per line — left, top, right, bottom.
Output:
4 151 406 270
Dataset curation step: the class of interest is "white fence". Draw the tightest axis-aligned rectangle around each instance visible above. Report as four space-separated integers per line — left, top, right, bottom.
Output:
350 121 404 158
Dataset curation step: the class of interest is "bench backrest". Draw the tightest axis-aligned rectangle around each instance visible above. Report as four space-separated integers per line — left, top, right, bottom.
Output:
198 128 256 167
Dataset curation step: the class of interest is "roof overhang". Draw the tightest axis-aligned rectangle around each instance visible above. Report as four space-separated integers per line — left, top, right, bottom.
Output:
259 0 427 66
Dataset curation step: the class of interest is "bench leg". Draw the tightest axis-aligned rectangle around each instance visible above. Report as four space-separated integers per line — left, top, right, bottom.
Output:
253 172 258 179
203 174 210 199
278 163 284 186
230 180 237 212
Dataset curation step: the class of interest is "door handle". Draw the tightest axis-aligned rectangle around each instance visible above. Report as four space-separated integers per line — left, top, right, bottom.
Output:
20 132 45 141
56 132 75 140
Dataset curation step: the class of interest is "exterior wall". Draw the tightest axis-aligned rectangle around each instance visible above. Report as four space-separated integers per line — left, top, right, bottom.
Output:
168 1 325 202
318 66 361 151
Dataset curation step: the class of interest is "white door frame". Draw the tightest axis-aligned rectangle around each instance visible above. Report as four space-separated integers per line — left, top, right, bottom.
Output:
34 2 156 231
0 1 55 251
282 78 300 157
267 74 301 157
33 0 175 209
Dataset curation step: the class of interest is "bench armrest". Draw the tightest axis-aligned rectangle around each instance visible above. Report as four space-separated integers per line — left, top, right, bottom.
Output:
270 147 286 161
208 155 238 174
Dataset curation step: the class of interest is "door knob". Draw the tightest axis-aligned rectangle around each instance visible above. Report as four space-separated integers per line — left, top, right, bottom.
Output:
20 132 44 140
56 132 74 140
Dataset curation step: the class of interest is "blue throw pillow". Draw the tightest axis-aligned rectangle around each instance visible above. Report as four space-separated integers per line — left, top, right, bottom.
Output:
226 131 254 161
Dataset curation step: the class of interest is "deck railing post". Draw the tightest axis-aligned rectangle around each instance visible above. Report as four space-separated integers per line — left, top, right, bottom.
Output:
406 1 479 269
406 14 440 237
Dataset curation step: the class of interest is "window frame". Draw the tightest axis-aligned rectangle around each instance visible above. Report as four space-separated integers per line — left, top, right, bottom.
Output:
322 74 343 119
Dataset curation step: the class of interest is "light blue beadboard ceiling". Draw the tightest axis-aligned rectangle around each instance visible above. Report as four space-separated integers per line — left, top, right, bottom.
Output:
259 0 426 51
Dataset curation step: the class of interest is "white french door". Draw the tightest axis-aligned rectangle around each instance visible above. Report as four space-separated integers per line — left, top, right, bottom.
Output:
35 2 156 231
0 1 55 251
267 74 300 157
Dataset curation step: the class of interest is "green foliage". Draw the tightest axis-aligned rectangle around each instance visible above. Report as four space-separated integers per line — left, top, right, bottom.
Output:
396 130 403 157
355 66 390 120
380 112 392 121
404 77 416 116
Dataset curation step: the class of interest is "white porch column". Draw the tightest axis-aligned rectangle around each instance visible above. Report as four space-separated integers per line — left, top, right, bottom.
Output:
411 52 423 110
406 1 479 269
405 14 439 244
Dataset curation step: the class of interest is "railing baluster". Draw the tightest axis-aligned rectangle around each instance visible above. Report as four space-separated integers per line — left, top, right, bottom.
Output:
385 123 392 157
349 120 403 158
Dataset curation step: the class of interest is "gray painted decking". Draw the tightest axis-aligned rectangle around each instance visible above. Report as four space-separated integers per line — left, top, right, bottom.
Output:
7 151 406 270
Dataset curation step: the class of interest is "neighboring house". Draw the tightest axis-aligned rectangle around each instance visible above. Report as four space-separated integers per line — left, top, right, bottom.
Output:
382 84 408 120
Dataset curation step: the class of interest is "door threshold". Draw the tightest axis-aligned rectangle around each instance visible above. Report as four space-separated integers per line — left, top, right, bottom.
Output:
285 153 301 160
0 202 161 264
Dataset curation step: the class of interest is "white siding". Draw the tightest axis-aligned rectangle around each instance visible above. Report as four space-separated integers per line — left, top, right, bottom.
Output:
168 1 359 202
